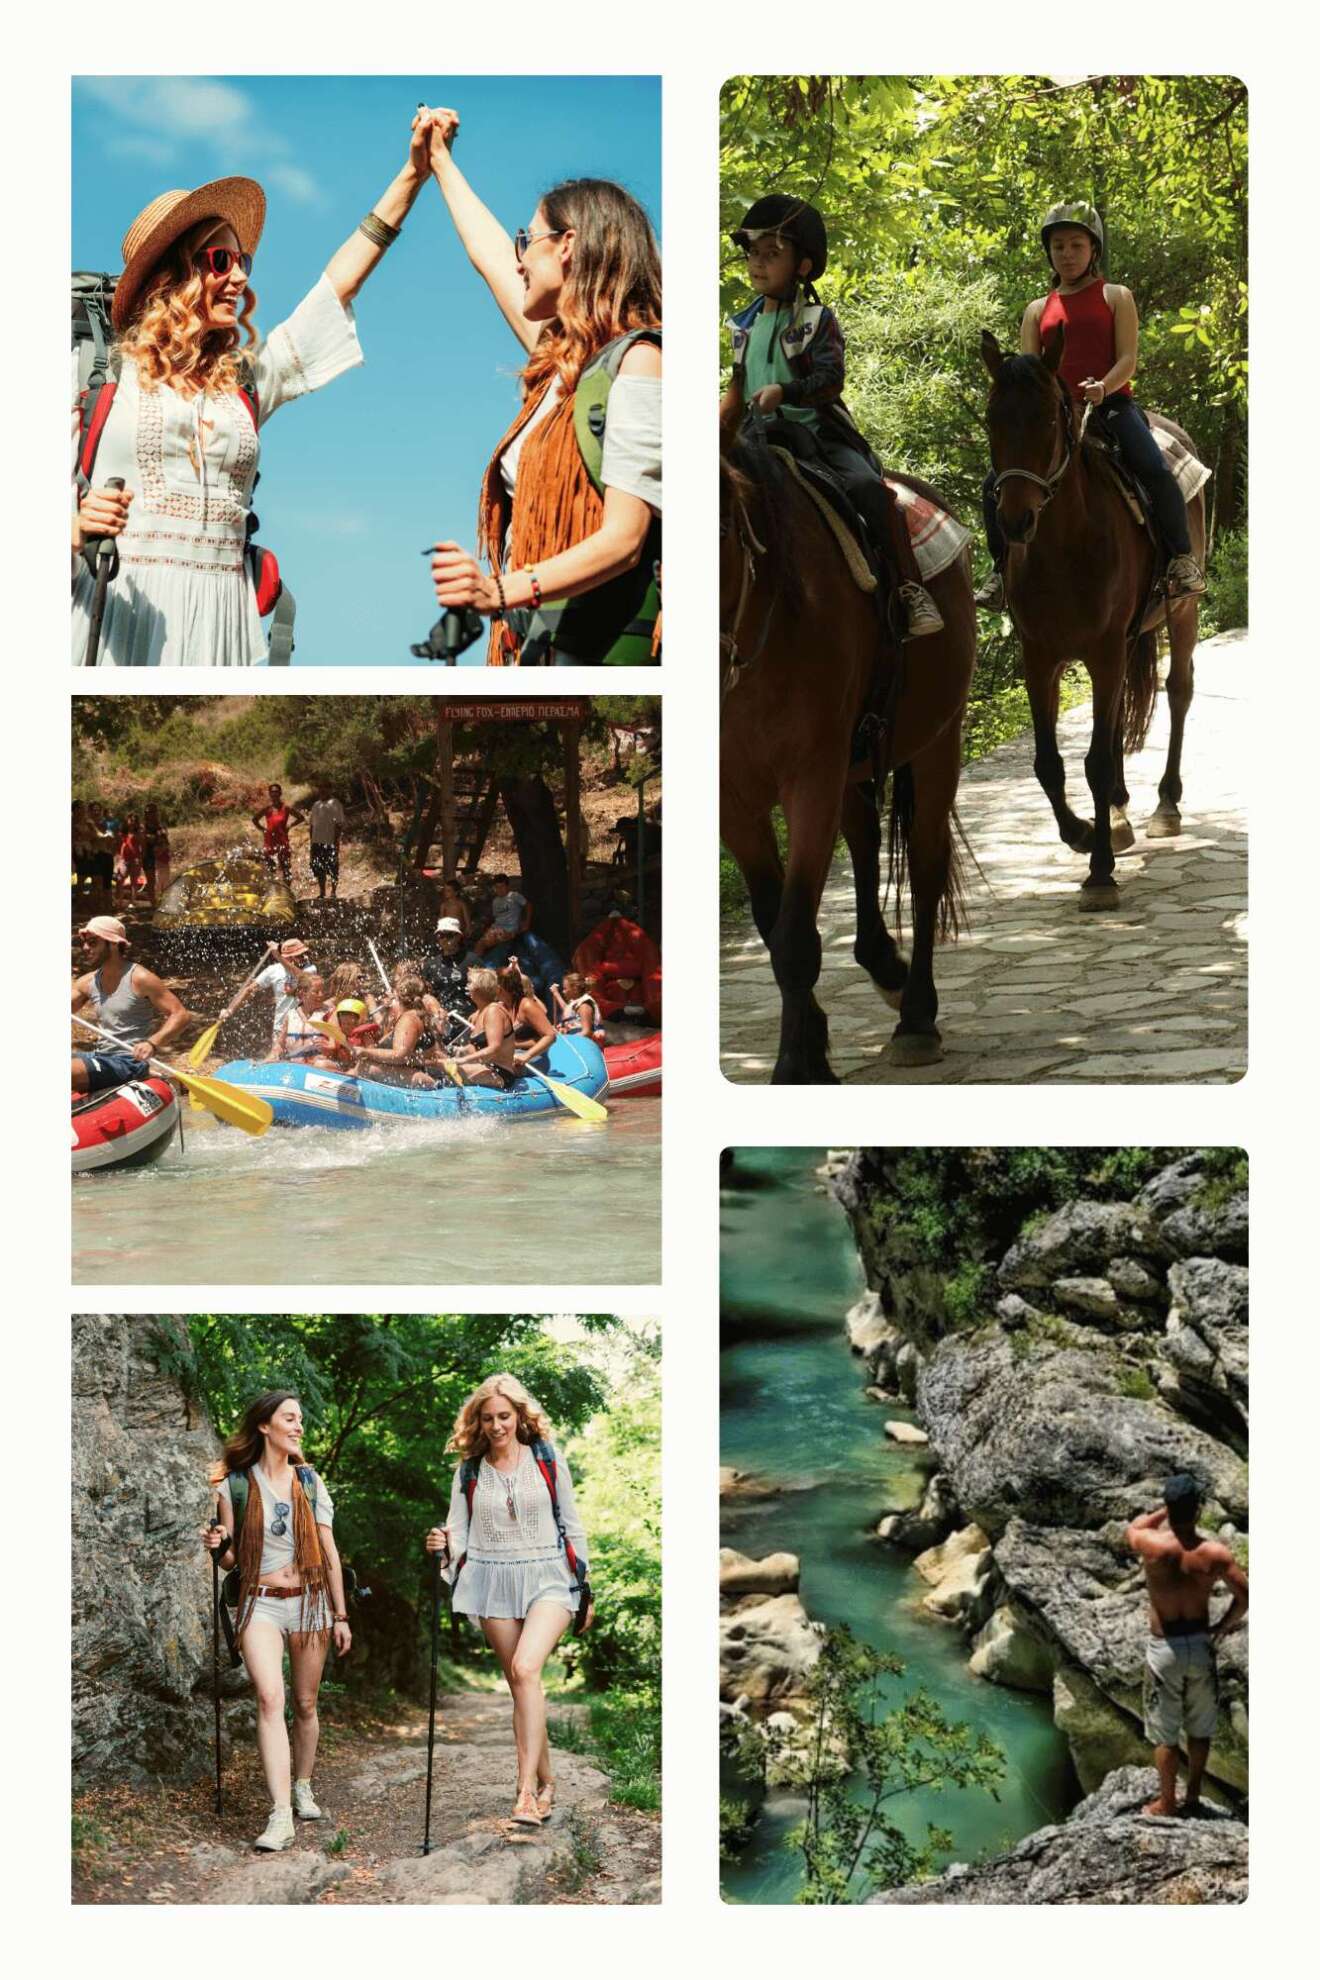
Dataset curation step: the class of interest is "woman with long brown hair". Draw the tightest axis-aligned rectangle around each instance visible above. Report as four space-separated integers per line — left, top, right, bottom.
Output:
496 961 558 1067
73 124 438 667
425 1374 592 1828
200 1391 350 1852
419 107 662 666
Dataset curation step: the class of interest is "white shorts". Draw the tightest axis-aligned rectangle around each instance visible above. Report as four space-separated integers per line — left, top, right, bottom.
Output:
238 1588 332 1641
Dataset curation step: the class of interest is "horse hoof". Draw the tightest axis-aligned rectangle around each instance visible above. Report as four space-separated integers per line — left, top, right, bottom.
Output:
1110 810 1135 853
883 1028 944 1068
1145 806 1182 839
1078 881 1121 913
1063 823 1094 855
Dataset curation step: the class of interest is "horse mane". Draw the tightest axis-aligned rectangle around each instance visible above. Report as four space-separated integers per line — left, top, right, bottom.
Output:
724 430 806 618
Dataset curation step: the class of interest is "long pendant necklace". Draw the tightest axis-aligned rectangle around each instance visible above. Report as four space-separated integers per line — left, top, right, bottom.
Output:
494 1454 519 1521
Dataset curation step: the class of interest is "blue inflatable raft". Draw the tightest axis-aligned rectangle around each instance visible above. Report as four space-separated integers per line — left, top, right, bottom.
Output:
215 1035 607 1131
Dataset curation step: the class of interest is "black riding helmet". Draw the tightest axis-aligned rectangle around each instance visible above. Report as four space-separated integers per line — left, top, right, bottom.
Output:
731 195 828 284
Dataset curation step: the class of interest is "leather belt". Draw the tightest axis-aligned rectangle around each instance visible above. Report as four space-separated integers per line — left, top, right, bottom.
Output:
254 1583 305 1600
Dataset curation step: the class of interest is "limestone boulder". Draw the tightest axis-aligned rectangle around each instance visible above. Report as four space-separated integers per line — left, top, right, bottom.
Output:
875 1472 960 1552
1157 1257 1248 1444
719 1594 822 1703
999 1201 1166 1292
915 1333 1248 1535
1138 1155 1248 1262
968 1604 1054 1694
869 1767 1247 1905
719 1548 800 1599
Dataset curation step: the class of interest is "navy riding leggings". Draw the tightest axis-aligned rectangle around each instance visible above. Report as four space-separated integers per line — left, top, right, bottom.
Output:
982 394 1191 564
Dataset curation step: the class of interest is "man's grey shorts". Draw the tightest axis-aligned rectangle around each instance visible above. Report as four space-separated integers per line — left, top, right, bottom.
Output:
1144 1631 1219 1745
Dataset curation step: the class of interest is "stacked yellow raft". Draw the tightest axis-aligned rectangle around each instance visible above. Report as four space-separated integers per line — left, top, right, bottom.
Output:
154 855 296 929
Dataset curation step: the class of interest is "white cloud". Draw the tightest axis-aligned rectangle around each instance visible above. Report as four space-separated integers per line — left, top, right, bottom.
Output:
75 76 326 207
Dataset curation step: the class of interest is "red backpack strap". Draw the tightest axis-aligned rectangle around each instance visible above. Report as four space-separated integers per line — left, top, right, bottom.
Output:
532 1438 583 1584
78 377 118 490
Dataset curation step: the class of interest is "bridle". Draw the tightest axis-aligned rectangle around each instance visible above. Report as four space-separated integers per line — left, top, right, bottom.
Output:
991 378 1092 509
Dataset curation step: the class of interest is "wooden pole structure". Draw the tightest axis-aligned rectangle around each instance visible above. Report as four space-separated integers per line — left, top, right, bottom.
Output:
437 711 457 885
563 717 582 947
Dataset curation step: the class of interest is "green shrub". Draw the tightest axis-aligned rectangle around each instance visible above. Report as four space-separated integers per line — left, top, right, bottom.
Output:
1201 525 1247 635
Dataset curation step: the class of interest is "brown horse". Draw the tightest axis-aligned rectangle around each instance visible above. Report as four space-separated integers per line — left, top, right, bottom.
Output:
981 325 1205 910
720 406 977 1082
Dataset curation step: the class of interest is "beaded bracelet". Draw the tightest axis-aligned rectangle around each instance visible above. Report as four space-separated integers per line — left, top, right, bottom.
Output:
492 571 508 621
523 565 543 610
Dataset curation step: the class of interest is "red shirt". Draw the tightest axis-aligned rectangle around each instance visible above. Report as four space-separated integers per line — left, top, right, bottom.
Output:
1039 281 1131 402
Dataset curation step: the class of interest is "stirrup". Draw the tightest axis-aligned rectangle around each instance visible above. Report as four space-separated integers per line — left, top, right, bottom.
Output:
898 582 944 637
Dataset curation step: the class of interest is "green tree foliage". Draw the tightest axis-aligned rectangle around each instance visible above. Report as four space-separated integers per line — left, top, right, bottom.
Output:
721 74 1247 580
724 1627 1004 1903
154 1314 645 1686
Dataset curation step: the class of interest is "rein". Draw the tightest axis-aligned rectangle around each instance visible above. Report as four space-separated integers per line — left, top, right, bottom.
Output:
992 386 1092 507
719 478 771 697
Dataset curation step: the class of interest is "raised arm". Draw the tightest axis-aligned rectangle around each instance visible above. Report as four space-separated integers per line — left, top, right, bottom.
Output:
1125 1505 1171 1559
322 117 433 307
420 108 538 354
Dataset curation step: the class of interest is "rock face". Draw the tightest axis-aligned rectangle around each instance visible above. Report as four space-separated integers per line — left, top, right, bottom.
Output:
719 1548 800 1598
916 1335 1247 1533
834 1149 1250 1880
869 1767 1247 1905
73 1315 226 1787
875 1471 959 1552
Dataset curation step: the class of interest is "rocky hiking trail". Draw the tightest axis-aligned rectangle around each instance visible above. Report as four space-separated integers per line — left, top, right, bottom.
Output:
73 1693 659 1906
722 630 1246 1084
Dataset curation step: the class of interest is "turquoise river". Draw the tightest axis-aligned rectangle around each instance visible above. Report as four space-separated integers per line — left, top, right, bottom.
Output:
720 1146 1075 1903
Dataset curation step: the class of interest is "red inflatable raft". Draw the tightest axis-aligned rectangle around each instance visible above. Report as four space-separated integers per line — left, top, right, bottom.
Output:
72 1076 181 1175
602 1032 661 1097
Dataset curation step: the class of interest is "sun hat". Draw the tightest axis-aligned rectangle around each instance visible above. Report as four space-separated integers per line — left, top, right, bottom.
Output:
436 917 464 935
80 915 129 945
112 176 267 333
278 937 310 959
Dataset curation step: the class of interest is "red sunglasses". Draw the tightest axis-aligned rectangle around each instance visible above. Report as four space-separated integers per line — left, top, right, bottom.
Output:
193 246 253 279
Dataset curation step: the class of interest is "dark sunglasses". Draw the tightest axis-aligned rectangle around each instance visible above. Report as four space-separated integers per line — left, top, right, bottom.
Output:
514 226 566 259
270 1500 291 1537
194 246 253 279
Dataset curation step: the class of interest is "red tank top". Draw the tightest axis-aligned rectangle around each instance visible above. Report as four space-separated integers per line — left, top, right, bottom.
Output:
1038 281 1131 401
263 805 291 851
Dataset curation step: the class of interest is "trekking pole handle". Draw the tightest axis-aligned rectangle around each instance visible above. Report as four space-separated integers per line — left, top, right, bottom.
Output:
96 478 125 564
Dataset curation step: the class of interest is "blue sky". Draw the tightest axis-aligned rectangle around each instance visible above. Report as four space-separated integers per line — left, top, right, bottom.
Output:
72 75 661 667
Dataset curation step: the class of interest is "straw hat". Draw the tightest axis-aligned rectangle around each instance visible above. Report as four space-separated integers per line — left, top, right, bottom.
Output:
112 176 266 333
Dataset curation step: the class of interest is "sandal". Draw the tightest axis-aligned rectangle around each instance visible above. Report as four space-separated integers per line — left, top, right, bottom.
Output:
535 1780 556 1822
511 1788 544 1829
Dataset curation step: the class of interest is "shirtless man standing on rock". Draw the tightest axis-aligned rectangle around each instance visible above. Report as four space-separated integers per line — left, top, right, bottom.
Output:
1126 1473 1248 1818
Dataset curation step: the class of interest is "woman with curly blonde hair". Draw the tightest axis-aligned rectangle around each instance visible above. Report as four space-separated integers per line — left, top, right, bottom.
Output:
425 1373 592 1827
201 1390 351 1853
72 121 442 667
419 107 662 666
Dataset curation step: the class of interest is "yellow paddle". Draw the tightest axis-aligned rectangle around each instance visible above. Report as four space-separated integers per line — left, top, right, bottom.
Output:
188 947 276 1068
74 1017 273 1136
449 1013 608 1124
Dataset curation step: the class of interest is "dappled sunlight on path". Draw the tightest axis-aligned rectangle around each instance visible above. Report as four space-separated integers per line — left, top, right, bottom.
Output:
721 630 1247 1084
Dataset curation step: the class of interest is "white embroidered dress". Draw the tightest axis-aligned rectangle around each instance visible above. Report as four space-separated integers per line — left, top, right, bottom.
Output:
445 1443 587 1621
71 275 362 667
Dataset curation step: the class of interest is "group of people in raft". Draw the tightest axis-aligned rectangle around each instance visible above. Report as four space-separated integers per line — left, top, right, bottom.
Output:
69 910 603 1101
73 106 661 667
723 193 1206 623
202 1374 592 1849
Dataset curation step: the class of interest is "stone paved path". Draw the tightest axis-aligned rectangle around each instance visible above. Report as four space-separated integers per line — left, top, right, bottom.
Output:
721 629 1247 1083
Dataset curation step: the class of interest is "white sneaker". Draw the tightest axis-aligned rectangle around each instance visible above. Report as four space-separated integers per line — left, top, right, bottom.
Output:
292 1779 323 1820
253 1805 296 1852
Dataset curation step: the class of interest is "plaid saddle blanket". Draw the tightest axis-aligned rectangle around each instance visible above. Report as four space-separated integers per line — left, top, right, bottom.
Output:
887 478 972 581
1153 425 1212 503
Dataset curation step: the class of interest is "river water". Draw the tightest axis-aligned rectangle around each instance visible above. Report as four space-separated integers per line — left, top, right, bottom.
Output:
73 1098 660 1285
720 1147 1075 1903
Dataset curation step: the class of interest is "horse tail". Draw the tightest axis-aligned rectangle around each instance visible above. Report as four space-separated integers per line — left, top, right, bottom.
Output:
1123 628 1161 753
885 769 970 941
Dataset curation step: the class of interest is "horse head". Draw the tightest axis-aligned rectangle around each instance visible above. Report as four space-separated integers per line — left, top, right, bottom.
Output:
980 325 1076 544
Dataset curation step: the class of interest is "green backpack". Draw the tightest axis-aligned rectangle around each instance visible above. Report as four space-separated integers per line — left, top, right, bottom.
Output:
509 328 662 667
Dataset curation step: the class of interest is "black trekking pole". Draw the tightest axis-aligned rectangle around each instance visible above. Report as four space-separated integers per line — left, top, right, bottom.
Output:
83 477 125 668
420 1538 447 1854
209 1510 225 1814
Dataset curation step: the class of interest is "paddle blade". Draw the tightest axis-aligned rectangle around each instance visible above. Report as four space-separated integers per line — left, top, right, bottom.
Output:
173 1067 274 1136
531 1069 608 1123
189 1088 205 1112
309 1016 348 1047
187 1021 220 1068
